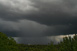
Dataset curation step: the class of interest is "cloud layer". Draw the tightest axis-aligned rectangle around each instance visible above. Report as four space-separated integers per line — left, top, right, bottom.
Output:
0 0 77 44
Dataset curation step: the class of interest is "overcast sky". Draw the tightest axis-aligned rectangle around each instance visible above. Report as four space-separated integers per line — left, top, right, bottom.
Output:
0 0 77 44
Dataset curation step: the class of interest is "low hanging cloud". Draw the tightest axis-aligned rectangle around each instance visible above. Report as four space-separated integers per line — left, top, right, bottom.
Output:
13 34 75 44
13 36 62 44
0 19 47 37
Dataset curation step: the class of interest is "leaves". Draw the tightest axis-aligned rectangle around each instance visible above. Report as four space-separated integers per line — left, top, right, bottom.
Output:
0 32 19 51
0 32 77 51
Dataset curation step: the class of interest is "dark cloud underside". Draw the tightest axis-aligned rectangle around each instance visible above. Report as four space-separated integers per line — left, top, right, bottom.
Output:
0 0 77 44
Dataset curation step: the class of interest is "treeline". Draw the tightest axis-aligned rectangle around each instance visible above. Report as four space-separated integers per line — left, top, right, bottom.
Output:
0 32 77 51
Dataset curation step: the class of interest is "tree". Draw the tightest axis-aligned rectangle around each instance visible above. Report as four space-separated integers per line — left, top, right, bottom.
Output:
59 34 77 51
0 32 19 51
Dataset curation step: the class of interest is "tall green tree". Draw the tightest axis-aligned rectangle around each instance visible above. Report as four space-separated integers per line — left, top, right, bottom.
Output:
0 32 19 51
59 34 77 51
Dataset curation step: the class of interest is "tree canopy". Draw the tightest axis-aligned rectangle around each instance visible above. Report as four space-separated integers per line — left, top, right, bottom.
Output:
0 32 77 51
0 32 19 51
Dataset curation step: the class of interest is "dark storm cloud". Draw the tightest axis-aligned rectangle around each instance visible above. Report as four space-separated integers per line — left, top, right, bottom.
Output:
0 0 38 21
25 0 77 36
0 0 77 37
0 19 47 37
26 0 77 25
0 0 77 44
0 0 77 25
44 25 77 36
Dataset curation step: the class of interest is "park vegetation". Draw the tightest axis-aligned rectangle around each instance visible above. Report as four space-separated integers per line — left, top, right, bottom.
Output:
0 32 77 51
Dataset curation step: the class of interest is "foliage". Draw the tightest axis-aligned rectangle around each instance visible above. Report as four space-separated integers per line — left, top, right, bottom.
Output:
0 32 77 51
0 32 19 51
59 34 77 51
18 34 77 51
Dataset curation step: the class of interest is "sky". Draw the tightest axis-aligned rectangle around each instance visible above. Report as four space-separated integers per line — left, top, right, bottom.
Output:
0 0 77 44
